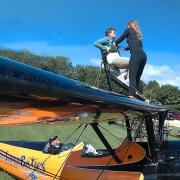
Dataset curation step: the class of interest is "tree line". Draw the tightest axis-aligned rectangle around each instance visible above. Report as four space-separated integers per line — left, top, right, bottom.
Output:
0 49 179 110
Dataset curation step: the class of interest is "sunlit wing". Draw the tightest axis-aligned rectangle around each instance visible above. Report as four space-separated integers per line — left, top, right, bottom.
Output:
0 56 167 126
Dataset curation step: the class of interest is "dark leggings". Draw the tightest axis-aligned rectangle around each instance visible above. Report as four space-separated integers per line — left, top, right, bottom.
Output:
129 49 147 96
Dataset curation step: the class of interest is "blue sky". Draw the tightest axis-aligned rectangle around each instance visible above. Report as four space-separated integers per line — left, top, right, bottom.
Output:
0 0 180 87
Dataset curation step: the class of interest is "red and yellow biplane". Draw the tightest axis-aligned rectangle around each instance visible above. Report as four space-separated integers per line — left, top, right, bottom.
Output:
0 56 179 180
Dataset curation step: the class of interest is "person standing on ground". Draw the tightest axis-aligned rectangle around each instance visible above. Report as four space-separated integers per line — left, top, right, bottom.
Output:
115 20 147 99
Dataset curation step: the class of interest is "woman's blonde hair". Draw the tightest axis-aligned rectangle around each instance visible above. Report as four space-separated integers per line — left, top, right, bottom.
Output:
128 20 142 41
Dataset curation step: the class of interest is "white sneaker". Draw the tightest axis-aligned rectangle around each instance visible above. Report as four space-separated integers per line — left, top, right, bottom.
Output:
117 73 129 87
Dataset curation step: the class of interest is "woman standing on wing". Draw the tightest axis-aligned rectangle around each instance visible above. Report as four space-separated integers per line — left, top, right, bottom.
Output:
115 20 147 99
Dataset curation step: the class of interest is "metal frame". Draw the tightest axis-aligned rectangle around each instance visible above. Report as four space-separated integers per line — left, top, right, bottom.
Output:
102 56 145 101
125 115 132 141
158 110 168 142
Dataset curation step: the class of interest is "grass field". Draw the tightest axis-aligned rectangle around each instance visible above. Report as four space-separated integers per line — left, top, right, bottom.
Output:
0 123 179 179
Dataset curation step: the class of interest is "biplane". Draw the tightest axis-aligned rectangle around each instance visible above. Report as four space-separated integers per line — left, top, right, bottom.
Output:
0 56 179 180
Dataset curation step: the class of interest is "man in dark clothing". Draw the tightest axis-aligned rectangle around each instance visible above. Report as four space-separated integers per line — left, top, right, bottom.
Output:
43 136 61 155
48 136 62 155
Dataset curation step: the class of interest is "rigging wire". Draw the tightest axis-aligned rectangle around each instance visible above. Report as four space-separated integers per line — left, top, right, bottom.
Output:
63 124 83 143
53 124 88 180
58 124 83 158
119 117 148 163
131 116 154 163
96 116 149 179
95 122 127 180
98 124 124 141
25 124 83 180
133 117 145 141
94 61 103 87
98 117 143 142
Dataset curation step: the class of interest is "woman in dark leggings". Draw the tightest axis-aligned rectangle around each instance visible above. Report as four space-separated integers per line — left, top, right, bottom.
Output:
115 20 147 99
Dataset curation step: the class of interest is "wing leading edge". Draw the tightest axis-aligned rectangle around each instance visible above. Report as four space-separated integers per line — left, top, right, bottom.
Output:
0 56 167 126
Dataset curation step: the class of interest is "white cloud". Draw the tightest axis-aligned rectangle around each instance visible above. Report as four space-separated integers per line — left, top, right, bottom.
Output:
142 64 180 88
90 58 180 88
90 58 102 66
90 57 180 88
143 64 173 79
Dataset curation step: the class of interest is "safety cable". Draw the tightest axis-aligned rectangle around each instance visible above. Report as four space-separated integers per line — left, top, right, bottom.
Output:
95 157 112 180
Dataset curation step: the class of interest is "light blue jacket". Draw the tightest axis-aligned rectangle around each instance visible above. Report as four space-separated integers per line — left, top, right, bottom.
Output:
94 36 114 51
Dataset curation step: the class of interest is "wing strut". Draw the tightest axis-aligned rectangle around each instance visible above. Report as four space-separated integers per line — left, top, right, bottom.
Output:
158 110 168 142
91 123 121 163
145 115 158 163
125 115 132 141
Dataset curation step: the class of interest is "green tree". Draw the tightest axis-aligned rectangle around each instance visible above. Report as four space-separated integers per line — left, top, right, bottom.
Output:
139 80 147 94
40 56 73 78
158 85 180 105
0 49 74 77
143 80 160 102
73 65 101 86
